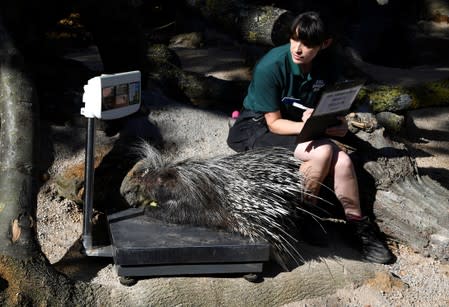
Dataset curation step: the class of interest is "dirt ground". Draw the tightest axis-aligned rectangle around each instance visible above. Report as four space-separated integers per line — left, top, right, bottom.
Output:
35 45 449 306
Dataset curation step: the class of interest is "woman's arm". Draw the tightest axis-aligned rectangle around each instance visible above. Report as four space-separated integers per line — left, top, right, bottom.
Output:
264 109 314 135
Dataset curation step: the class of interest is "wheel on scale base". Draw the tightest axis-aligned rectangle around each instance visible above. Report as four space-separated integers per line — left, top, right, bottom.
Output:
243 273 263 283
119 276 138 286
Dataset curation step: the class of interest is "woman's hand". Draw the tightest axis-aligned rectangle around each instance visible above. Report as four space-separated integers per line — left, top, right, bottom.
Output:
301 108 314 122
325 116 348 137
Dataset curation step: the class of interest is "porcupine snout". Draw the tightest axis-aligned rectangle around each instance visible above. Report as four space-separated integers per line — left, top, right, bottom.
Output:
120 184 142 208
120 161 148 207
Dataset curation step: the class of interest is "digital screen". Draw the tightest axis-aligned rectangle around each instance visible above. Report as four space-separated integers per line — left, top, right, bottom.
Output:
101 81 140 111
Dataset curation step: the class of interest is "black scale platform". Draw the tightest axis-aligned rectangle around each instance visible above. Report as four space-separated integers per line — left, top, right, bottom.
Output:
107 208 271 277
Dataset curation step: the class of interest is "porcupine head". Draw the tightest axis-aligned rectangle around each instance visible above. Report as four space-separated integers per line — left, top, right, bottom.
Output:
120 147 234 229
121 159 172 205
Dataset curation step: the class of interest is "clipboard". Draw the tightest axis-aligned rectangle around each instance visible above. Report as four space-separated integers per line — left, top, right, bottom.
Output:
296 80 365 143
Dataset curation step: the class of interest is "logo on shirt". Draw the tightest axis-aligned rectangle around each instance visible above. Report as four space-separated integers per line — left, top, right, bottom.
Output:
312 80 326 92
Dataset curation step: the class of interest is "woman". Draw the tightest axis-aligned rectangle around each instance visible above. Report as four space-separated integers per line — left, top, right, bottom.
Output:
227 11 394 264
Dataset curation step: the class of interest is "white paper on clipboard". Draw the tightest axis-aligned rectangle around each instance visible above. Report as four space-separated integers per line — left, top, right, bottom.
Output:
313 83 363 116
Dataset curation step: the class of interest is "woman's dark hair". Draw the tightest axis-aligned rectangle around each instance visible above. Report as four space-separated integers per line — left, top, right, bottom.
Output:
290 11 333 47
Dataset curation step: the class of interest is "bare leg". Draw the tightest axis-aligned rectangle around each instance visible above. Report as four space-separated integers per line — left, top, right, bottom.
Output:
294 140 334 204
332 150 362 218
294 140 362 217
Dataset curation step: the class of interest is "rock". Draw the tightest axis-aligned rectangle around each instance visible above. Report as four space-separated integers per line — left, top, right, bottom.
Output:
423 0 449 23
169 32 204 49
54 144 113 204
363 271 408 292
376 111 405 134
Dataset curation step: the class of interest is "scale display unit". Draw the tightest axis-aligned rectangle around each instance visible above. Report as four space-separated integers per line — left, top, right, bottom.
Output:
80 71 270 285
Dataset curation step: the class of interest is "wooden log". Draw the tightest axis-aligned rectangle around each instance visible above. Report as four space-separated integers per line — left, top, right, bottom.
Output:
184 0 295 46
344 46 449 113
375 175 449 260
358 80 449 113
147 44 249 110
0 17 40 258
343 117 449 261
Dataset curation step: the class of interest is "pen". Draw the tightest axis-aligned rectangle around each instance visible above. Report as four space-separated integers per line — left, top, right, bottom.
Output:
292 102 308 110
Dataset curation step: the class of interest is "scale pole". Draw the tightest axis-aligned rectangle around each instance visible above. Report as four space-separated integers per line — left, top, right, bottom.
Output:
80 70 140 257
82 117 96 252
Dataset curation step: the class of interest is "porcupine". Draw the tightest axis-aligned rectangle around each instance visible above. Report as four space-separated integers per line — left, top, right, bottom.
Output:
120 143 323 268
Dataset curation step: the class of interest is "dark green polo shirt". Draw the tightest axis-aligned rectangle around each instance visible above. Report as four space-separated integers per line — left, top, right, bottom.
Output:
243 43 339 121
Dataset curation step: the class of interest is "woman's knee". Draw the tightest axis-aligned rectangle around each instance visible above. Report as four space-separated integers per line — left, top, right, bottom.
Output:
294 140 334 162
310 143 334 163
335 151 355 172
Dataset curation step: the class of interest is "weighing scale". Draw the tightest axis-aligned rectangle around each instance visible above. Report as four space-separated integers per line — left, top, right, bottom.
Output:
80 71 270 285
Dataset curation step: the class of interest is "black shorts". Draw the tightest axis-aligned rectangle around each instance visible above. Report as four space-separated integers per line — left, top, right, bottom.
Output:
227 110 298 152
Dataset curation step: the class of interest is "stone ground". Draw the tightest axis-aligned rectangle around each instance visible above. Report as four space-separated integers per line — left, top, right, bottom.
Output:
35 45 449 306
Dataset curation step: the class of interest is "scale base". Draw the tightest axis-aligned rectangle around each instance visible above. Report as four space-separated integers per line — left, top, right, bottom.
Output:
107 208 270 281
